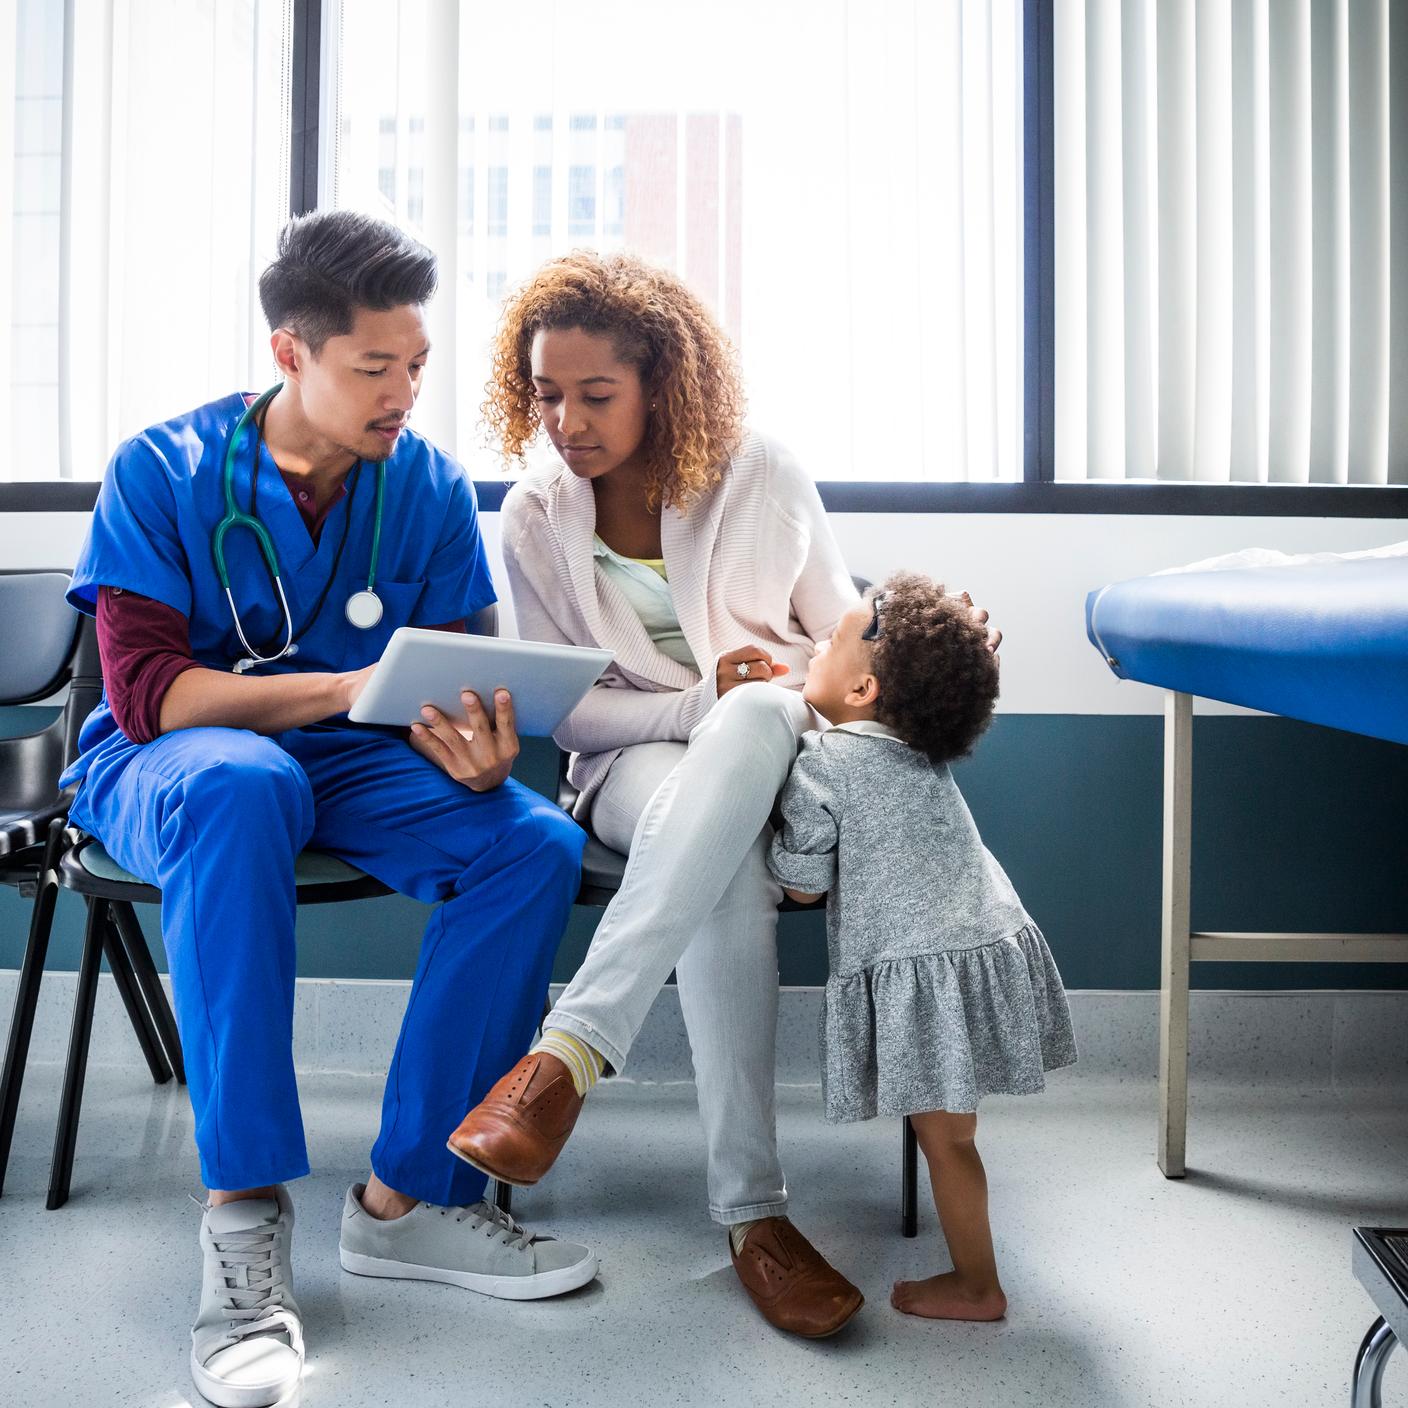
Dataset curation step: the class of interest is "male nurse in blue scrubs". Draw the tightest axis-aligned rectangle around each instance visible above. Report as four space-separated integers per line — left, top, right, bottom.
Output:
61 211 593 1408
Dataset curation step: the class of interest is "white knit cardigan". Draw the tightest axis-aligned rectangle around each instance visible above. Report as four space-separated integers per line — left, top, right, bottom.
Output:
500 430 860 815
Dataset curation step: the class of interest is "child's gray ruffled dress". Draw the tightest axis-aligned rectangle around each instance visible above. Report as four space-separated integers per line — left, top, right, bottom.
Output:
767 721 1077 1123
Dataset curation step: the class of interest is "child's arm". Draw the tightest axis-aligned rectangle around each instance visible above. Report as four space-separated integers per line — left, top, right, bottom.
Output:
767 733 843 902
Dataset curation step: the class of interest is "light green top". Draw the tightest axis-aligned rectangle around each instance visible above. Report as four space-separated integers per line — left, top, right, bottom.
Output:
592 534 699 672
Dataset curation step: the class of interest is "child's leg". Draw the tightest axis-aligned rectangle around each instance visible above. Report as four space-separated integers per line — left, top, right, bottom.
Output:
891 1110 1007 1322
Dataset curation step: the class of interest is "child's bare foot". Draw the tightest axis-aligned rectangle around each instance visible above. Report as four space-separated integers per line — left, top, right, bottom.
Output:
890 1271 1007 1321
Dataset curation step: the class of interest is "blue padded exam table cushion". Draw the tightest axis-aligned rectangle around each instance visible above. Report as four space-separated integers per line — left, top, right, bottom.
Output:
1085 557 1408 745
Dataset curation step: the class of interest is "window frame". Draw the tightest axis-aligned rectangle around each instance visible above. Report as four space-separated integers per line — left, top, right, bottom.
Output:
6 0 1404 518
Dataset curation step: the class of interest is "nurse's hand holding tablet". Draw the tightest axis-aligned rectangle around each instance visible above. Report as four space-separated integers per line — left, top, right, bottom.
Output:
409 689 518 794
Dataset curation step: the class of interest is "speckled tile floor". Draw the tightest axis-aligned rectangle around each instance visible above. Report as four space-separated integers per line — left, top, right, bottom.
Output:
1 1065 1405 1408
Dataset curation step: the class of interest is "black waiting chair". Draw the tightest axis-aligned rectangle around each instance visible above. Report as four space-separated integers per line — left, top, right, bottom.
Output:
0 571 184 1200
555 575 922 1237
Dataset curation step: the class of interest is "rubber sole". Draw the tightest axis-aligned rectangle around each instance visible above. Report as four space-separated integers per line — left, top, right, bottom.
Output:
795 1292 865 1338
445 1137 538 1190
339 1245 599 1301
189 1346 302 1408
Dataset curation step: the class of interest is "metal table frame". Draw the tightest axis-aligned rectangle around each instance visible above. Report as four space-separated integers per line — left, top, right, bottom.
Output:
1157 691 1408 1177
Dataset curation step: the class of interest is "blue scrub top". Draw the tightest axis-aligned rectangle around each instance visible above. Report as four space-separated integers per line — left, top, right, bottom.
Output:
62 390 496 787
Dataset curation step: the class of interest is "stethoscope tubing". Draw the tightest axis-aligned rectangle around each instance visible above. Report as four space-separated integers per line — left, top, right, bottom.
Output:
216 384 385 670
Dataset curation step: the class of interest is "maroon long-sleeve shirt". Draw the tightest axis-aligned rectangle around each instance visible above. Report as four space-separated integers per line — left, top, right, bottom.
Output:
96 469 463 743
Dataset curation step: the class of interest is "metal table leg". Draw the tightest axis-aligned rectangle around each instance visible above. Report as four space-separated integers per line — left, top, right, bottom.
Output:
1159 691 1192 1178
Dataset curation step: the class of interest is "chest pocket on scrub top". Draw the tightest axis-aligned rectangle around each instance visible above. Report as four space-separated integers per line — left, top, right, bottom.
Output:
358 579 427 660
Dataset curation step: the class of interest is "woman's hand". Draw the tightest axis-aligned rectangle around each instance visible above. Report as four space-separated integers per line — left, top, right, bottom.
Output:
952 591 1002 654
410 688 520 792
716 644 791 696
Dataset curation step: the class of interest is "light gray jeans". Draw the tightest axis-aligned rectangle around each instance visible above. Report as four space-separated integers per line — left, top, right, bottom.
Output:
544 683 815 1224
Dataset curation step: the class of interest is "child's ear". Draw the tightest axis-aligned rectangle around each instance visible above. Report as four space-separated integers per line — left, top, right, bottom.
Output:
846 672 880 708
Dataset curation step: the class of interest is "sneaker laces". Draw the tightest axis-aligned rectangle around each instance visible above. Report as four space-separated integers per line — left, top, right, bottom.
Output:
450 1198 534 1251
198 1202 299 1348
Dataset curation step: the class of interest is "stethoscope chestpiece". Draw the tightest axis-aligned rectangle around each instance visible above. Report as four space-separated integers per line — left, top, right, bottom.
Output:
345 589 384 630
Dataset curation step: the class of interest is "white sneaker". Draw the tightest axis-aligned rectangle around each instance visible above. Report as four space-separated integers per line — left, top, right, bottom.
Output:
190 1187 304 1408
339 1183 598 1300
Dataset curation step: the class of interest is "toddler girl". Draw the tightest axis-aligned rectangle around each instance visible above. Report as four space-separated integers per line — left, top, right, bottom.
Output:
768 572 1077 1321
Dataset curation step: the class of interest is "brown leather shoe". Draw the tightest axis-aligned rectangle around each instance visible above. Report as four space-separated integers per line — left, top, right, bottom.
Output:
729 1218 864 1338
446 1052 584 1188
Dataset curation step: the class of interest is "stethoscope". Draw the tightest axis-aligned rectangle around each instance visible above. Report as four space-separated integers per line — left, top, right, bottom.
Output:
215 385 387 673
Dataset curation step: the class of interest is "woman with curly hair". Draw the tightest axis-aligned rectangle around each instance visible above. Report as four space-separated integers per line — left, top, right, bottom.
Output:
450 250 907 1337
768 573 1076 1324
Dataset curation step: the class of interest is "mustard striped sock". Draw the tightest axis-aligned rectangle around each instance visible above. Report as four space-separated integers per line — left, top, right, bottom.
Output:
532 1029 605 1098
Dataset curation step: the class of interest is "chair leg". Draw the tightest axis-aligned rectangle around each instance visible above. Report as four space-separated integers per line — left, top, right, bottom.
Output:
0 819 66 1198
901 1116 918 1238
110 902 184 1085
101 915 171 1085
47 897 107 1210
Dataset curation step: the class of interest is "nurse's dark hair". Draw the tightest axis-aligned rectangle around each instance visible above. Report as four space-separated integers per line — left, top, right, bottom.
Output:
868 572 1000 766
258 211 437 354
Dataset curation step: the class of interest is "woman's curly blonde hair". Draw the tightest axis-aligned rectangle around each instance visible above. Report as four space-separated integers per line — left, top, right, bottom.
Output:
482 250 746 511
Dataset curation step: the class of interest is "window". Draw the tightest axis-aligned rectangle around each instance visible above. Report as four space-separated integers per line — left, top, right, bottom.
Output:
487 167 509 238
458 117 475 250
377 117 397 205
532 165 552 238
1 0 289 481
6 0 62 479
6 1 1401 497
567 165 596 237
327 1 1024 483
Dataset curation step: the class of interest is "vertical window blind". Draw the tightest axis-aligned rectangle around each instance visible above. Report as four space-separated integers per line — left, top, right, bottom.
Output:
1054 0 1408 484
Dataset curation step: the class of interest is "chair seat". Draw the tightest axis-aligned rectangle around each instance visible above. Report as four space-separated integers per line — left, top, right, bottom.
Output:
580 833 630 889
62 840 392 905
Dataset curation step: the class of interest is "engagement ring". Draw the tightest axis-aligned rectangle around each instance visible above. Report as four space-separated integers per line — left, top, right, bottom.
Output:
736 661 751 679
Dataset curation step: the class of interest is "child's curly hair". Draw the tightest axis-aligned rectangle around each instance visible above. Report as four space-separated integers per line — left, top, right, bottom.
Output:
870 572 1000 765
481 250 746 512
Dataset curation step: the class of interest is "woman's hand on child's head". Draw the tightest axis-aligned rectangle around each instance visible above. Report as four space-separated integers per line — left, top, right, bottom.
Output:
716 644 790 696
951 590 1002 654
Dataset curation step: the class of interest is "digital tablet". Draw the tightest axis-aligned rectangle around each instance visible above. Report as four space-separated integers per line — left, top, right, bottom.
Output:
347 628 614 736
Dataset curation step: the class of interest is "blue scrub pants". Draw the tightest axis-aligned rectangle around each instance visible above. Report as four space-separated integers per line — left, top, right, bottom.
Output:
70 723 584 1205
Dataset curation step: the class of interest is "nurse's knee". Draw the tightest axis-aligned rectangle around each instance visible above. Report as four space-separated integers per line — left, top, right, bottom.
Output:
526 800 586 877
467 789 583 881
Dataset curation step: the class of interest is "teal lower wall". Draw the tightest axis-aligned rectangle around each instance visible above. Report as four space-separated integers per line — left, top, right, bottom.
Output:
2 711 1405 990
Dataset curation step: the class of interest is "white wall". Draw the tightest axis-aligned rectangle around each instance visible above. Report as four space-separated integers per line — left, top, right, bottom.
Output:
4 508 1403 716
